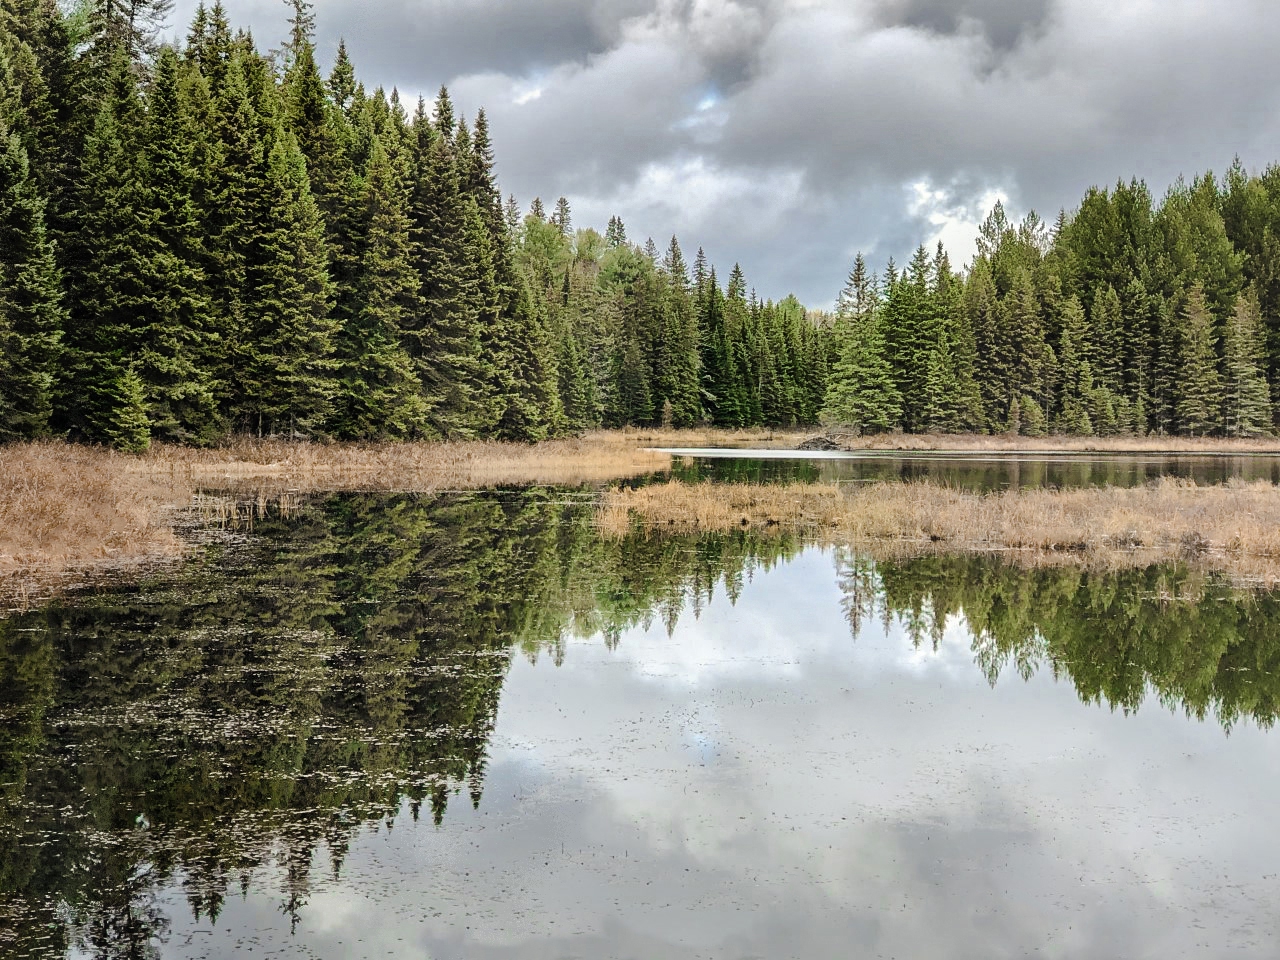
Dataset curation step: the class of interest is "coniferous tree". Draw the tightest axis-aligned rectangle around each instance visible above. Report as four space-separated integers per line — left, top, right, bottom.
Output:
235 126 339 436
1174 284 1223 436
336 135 426 438
1221 288 1272 437
56 54 154 445
407 90 482 437
135 44 221 442
0 116 62 439
821 253 900 432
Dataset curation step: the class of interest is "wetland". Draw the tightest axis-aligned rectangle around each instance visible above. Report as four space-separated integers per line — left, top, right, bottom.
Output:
4 477 1280 958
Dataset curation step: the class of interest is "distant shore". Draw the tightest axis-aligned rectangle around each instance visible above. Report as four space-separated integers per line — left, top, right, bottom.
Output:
598 477 1280 587
5 431 1280 605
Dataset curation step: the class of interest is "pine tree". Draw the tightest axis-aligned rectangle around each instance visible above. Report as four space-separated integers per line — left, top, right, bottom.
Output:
1221 288 1272 437
1174 285 1223 436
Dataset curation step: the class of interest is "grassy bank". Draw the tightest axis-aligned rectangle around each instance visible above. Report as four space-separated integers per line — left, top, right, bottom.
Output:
819 432 1280 454
0 437 671 601
597 478 1280 586
8 432 1280 605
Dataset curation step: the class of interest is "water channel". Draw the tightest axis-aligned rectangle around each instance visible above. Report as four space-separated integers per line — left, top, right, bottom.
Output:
3 461 1280 958
660 447 1280 489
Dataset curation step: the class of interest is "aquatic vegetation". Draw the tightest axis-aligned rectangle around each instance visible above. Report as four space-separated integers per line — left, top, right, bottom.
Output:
599 477 1280 585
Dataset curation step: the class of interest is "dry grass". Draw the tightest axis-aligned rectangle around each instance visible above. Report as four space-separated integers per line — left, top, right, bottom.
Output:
823 432 1280 454
134 435 671 492
0 437 671 606
584 426 814 449
597 478 1280 586
9 431 1280 607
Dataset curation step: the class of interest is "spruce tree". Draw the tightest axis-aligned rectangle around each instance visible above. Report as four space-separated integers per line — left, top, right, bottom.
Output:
1221 289 1272 437
336 134 427 438
1089 284 1124 393
236 129 339 436
56 55 155 446
821 254 900 432
135 44 221 442
0 117 63 439
1054 295 1093 434
1174 285 1223 436
406 92 483 437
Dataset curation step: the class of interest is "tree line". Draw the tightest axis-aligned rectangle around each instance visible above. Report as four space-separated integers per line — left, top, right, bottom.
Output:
824 170 1280 438
0 0 826 450
5 1 1280 448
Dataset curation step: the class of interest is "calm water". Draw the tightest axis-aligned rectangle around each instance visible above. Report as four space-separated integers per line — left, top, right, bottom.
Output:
661 448 1280 489
3 490 1280 958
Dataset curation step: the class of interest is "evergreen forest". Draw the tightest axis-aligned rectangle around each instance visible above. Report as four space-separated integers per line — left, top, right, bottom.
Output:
4 0 1280 445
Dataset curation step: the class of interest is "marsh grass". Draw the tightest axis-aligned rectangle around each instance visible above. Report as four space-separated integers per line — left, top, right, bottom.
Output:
597 478 1280 586
0 437 671 604
824 432 1280 454
9 432 1280 606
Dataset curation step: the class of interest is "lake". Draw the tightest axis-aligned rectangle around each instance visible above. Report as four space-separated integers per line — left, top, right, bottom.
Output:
3 488 1279 958
660 447 1280 489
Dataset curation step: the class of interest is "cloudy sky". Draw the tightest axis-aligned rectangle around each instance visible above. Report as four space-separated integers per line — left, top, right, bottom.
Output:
169 0 1280 306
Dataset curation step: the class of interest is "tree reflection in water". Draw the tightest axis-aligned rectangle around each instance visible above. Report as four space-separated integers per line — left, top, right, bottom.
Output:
1 489 1277 956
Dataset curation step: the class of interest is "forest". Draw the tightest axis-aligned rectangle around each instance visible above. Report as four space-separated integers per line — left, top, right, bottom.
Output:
3 0 1280 446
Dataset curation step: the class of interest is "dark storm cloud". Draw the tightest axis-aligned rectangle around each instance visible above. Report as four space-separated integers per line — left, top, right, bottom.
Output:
330 0 656 82
168 0 1280 306
876 0 1053 51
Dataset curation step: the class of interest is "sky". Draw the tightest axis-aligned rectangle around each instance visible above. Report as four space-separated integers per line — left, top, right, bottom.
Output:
167 0 1280 307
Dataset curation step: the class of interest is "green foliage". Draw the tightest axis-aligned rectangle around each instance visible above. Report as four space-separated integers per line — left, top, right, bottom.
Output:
0 118 63 440
1174 285 1223 436
1221 288 1272 437
821 254 900 432
14 0 1280 445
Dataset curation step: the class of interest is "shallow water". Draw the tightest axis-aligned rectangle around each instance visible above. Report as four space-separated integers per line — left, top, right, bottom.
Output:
660 447 1280 489
3 491 1279 958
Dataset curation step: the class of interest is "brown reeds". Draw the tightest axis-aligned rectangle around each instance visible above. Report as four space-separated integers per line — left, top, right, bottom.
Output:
822 431 1280 454
0 437 671 605
596 478 1280 586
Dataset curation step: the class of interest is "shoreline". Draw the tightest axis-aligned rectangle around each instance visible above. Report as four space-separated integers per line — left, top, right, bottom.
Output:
7 433 1280 606
596 477 1280 587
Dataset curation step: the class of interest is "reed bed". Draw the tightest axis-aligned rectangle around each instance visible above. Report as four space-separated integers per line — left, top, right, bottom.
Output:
597 478 1280 586
0 437 670 604
134 435 671 492
825 432 1280 454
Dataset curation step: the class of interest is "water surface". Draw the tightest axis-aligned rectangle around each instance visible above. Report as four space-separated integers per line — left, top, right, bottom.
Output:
2 491 1278 958
660 447 1280 489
